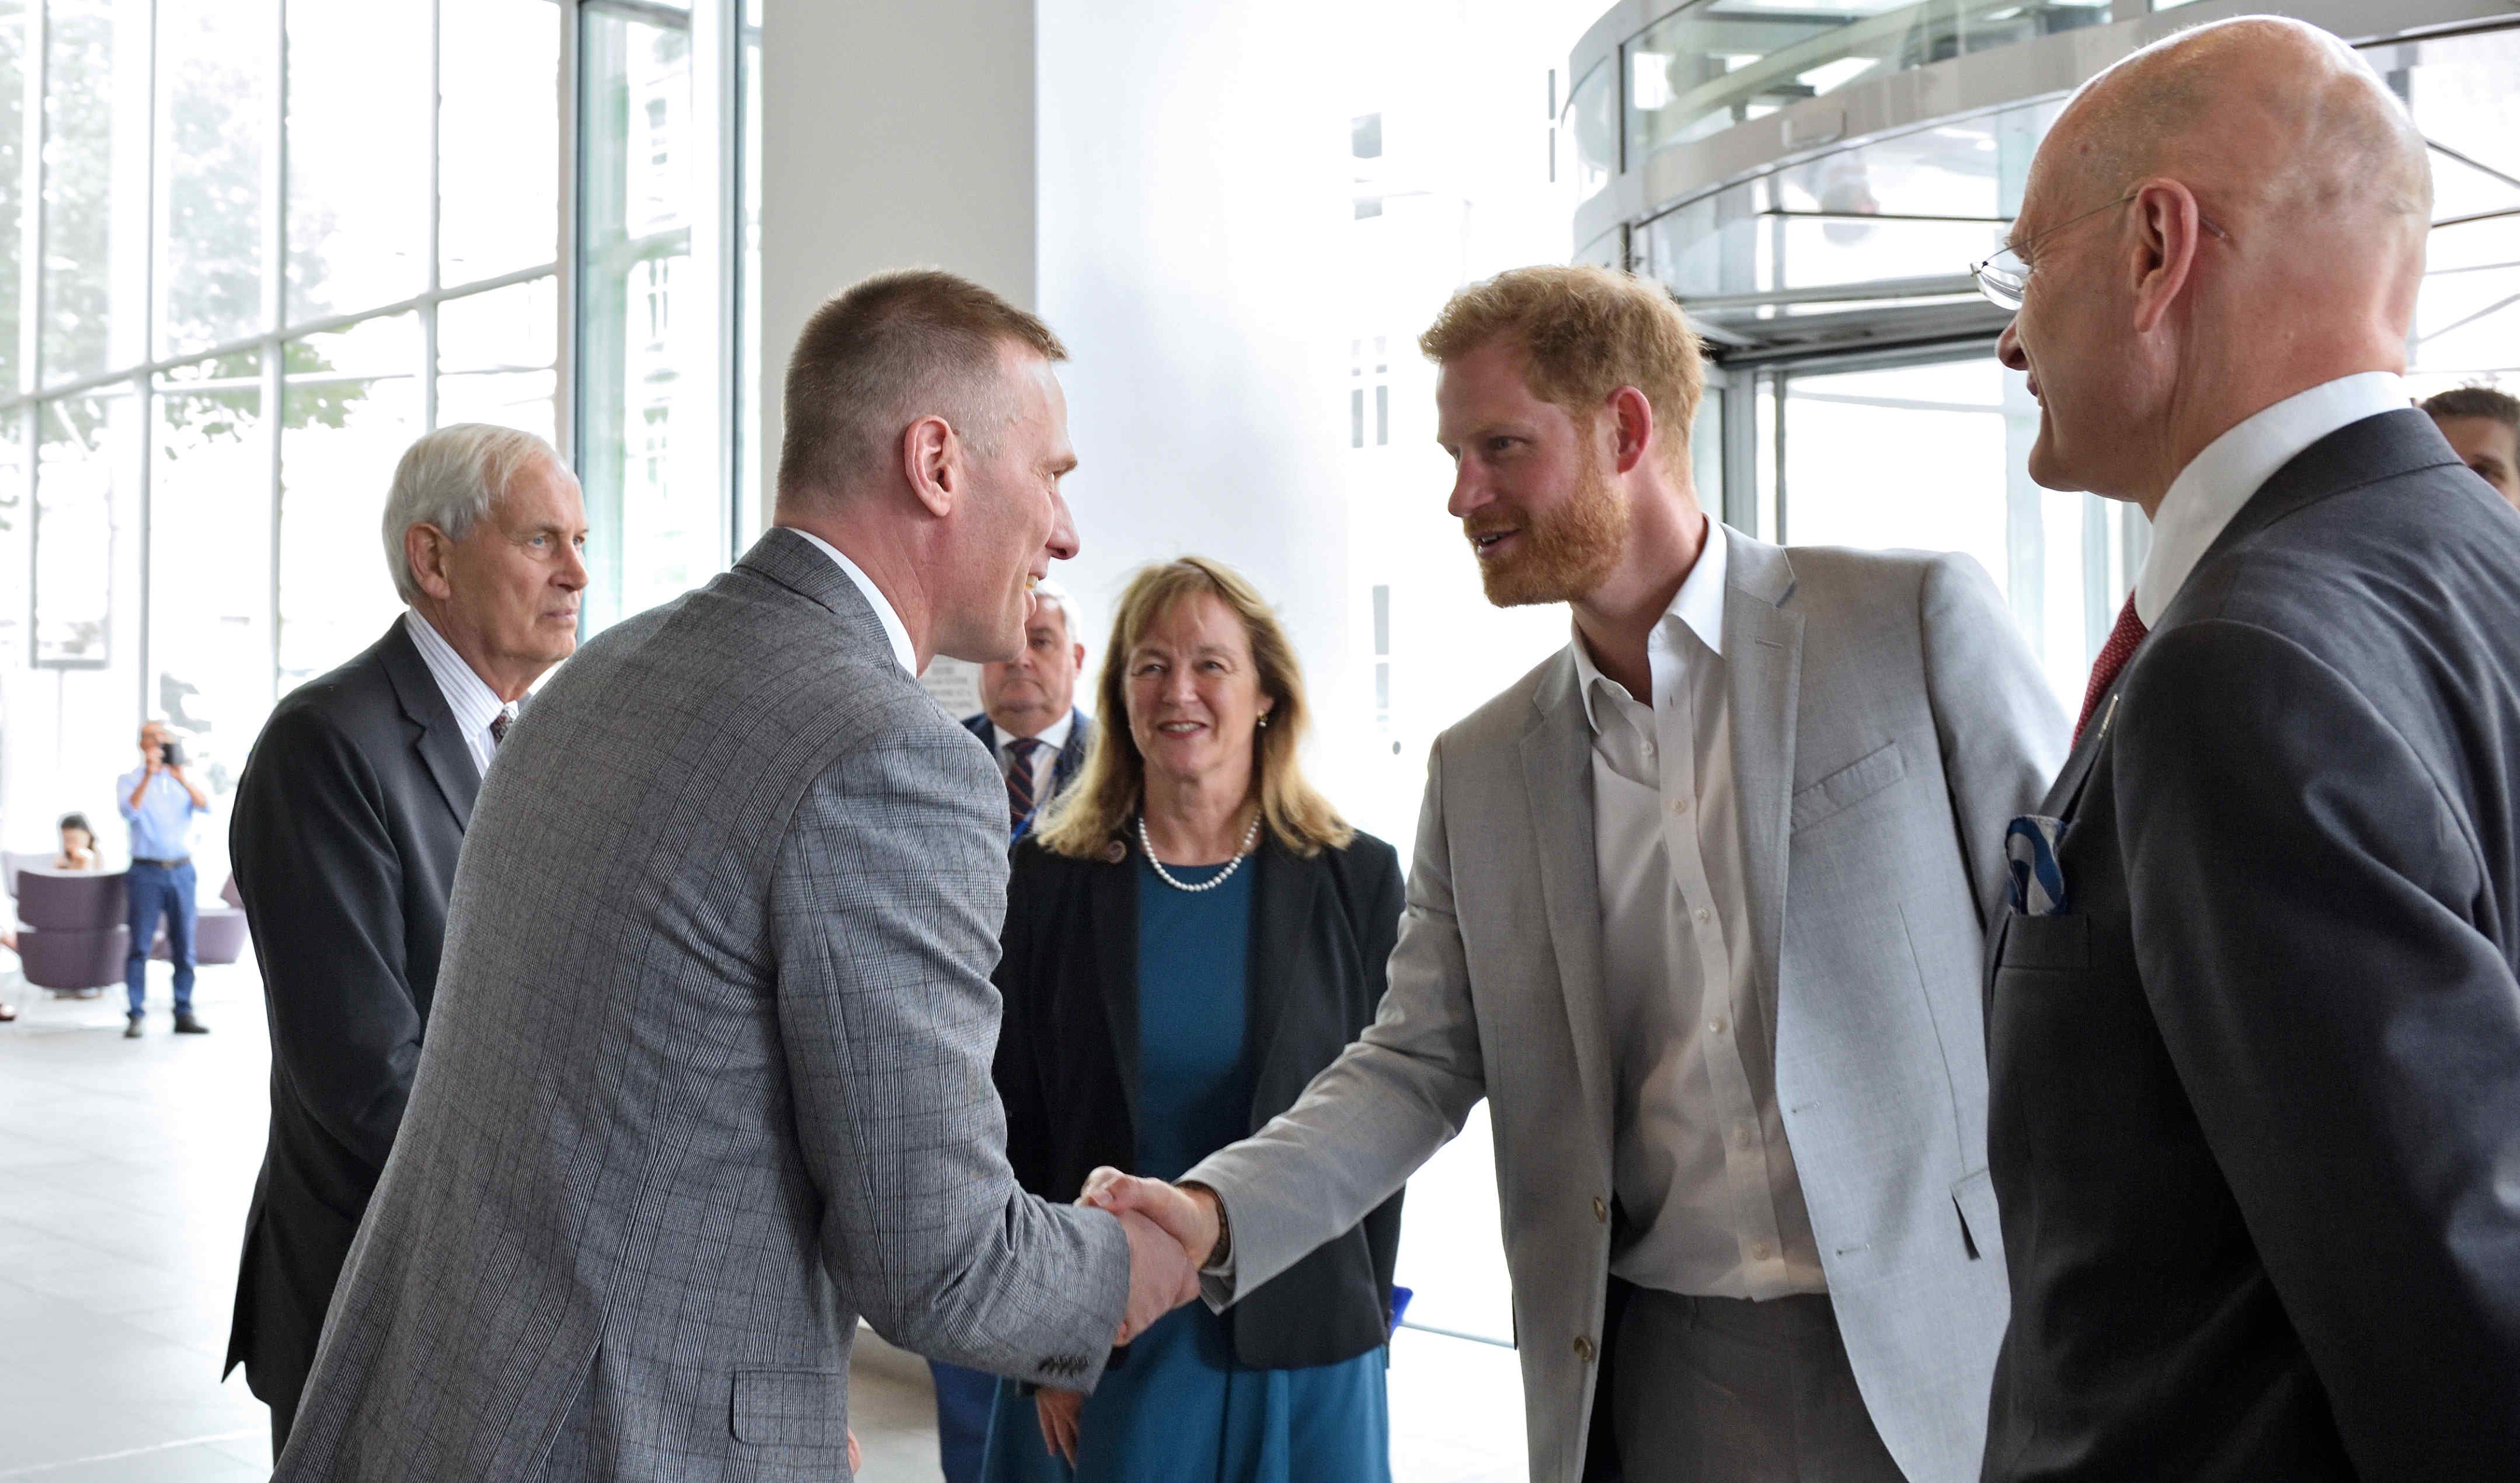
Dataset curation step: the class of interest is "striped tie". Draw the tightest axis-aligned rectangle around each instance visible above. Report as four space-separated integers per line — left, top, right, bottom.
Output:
490 708 514 747
1004 737 1045 833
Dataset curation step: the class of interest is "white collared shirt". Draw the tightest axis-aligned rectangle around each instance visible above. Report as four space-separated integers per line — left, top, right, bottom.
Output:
2135 372 2411 625
783 527 918 676
1569 518 1825 1300
993 709 1075 805
404 611 516 781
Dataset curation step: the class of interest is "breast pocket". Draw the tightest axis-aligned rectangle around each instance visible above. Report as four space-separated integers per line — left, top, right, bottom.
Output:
1993 912 2090 974
1790 740 1906 833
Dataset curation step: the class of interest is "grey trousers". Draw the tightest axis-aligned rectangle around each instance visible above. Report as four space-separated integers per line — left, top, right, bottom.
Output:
1611 1289 1905 1483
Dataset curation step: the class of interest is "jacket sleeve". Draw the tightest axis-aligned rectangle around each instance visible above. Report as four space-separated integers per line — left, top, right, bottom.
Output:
2117 618 2520 1470
229 708 422 1175
1918 552 2069 927
1182 743 1486 1304
1351 841 1409 1307
769 718 1131 1391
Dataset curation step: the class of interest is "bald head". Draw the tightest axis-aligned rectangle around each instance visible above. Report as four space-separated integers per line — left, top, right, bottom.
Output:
2053 18 2429 244
1996 18 2435 508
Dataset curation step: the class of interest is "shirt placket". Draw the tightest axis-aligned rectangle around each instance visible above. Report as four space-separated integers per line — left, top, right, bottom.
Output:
1656 649 1788 1286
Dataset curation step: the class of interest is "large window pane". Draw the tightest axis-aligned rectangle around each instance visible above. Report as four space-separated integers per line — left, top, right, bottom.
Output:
0 2 25 396
580 6 706 630
33 387 135 665
151 355 269 805
154 0 274 358
437 274 557 443
41 0 149 385
1782 358 2122 714
440 0 561 287
277 312 420 689
286 0 429 325
0 408 27 661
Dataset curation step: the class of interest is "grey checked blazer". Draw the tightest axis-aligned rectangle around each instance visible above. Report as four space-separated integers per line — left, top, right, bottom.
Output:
1184 530 2066 1483
274 528 1132 1482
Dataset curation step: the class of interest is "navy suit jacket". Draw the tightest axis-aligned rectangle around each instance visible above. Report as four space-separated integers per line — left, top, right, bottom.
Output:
1982 409 2520 1480
962 708 1092 841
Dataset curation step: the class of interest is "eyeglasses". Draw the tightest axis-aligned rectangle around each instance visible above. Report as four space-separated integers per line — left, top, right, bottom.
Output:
1971 192 2232 312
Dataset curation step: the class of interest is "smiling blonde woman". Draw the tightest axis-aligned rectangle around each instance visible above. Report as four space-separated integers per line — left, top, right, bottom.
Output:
987 557 1404 1483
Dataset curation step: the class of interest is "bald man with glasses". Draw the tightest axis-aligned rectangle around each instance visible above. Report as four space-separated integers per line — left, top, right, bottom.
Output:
1976 19 2520 1479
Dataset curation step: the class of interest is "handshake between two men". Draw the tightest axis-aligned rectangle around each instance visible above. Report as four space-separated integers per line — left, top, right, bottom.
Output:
1097 1170 1222 1346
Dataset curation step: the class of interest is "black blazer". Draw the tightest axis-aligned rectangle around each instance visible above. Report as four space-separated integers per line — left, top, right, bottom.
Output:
963 709 1093 841
1983 409 2520 1481
993 826 1406 1370
224 619 478 1424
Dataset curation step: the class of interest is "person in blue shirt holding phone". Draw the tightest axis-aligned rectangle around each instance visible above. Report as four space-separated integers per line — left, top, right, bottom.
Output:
118 719 211 1038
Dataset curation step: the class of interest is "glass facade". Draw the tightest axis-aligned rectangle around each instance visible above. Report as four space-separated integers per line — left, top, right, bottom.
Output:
0 0 758 880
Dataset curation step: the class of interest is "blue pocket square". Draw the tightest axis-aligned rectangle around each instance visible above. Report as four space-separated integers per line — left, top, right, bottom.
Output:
2006 815 2070 916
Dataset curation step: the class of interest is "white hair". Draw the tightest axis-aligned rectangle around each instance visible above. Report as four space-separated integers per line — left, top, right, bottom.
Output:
382 424 565 604
1031 576 1085 649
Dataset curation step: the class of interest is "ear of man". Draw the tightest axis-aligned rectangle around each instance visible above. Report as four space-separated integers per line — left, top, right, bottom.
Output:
2127 181 2210 337
900 413 965 521
407 523 458 602
1607 386 1656 478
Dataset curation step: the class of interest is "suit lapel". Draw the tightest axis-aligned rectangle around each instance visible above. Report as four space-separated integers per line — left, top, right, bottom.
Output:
377 621 481 828
1244 840 1314 1123
2035 413 2456 828
1088 854 1141 1127
1054 711 1092 794
1723 534 1803 1039
1520 653 1614 1139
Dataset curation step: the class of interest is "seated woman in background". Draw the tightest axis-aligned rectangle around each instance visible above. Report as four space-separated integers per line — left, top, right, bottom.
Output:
54 813 99 870
981 557 1405 1483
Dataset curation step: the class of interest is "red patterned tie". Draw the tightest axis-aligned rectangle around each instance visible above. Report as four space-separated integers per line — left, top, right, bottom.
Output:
2075 594 2149 745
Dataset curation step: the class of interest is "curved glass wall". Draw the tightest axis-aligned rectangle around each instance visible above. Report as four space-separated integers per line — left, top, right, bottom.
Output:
1581 4 2520 709
1625 0 2104 161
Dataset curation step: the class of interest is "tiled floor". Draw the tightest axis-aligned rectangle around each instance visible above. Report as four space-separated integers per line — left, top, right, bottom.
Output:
0 955 1521 1482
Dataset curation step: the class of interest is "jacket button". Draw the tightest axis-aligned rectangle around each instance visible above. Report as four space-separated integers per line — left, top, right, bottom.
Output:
1572 1335 1596 1363
1592 1197 1608 1224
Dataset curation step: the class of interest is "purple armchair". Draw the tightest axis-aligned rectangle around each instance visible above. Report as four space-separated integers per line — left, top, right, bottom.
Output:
13 869 131 995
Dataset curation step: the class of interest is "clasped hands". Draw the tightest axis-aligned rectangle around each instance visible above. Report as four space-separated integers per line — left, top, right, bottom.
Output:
1087 1167 1221 1345
1031 1169 1224 1464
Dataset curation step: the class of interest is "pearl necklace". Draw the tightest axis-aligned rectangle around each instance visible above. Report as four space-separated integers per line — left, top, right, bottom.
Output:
1137 813 1262 893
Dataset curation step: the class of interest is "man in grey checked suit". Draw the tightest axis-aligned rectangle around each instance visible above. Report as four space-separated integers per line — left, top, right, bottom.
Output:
1093 266 2065 1482
275 270 1197 1481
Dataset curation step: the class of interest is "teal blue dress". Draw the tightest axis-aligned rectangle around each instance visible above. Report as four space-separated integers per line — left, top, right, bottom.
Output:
978 857 1391 1483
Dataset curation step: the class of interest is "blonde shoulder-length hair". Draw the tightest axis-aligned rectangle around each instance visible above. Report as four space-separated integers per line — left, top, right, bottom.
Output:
1034 556 1353 861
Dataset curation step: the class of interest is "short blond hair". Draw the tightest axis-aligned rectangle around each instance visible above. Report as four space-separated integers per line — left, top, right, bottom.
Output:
1420 264 1705 475
1035 558 1352 861
775 269 1067 508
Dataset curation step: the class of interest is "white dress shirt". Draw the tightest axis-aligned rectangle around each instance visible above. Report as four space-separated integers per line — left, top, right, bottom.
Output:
785 527 917 676
1571 518 1826 1300
404 611 516 781
2135 371 2411 625
993 709 1074 804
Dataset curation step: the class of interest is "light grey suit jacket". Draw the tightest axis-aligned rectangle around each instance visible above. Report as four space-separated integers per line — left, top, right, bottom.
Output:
274 529 1132 1482
1185 530 2065 1483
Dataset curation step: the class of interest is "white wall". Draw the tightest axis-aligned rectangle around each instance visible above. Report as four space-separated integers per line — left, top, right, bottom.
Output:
1033 0 1361 778
756 0 1039 536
